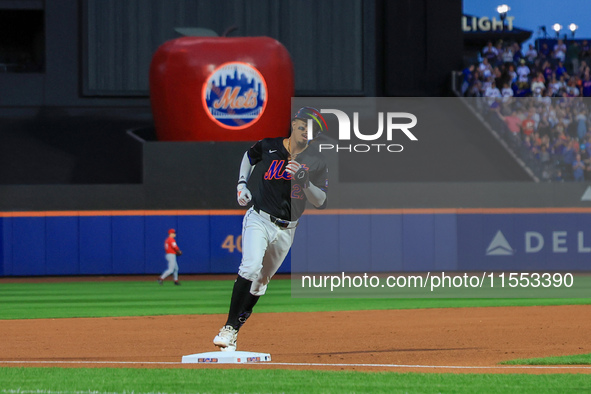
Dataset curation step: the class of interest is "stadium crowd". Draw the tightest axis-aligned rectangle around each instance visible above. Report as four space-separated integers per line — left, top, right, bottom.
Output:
461 39 591 181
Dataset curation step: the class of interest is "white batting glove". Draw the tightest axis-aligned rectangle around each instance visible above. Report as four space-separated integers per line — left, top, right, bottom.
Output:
237 183 252 206
285 160 301 177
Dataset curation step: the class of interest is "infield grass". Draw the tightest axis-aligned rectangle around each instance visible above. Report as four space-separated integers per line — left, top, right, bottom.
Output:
502 353 591 365
1 367 590 394
0 278 589 320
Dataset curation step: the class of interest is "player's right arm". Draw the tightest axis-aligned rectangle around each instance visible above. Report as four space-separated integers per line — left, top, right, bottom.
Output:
236 140 263 206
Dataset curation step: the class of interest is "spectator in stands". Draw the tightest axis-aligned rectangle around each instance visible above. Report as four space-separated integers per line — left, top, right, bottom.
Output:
513 81 531 97
572 153 586 181
494 41 504 66
484 80 501 105
548 104 559 127
583 150 591 181
566 41 581 75
531 105 541 129
562 138 578 167
479 57 493 79
512 43 524 64
540 61 552 83
516 59 530 84
531 73 546 97
559 107 573 132
537 144 551 164
467 78 482 97
497 108 522 136
501 82 514 103
523 134 533 151
578 61 589 79
581 71 591 97
541 134 552 152
482 41 499 64
522 109 536 137
529 132 543 158
557 75 568 96
555 61 568 79
539 42 551 59
576 109 588 140
540 89 553 108
525 44 538 64
502 44 514 65
566 78 580 97
549 74 564 94
553 131 567 156
580 40 591 65
493 66 503 88
537 112 552 139
460 64 476 96
553 39 567 64
481 75 493 95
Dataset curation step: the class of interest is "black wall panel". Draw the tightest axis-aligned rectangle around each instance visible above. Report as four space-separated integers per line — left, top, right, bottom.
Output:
383 0 462 96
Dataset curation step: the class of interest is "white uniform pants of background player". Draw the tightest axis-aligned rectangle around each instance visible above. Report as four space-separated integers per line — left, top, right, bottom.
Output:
238 207 296 296
161 253 178 281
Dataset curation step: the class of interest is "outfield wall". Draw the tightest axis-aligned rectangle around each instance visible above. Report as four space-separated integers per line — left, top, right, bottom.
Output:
2 209 591 277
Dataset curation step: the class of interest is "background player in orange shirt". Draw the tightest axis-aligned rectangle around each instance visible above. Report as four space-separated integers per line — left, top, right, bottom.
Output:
158 228 182 285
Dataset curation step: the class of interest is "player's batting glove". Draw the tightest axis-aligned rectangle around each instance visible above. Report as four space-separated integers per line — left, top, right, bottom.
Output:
285 160 301 177
236 183 252 206
286 160 309 187
295 167 310 187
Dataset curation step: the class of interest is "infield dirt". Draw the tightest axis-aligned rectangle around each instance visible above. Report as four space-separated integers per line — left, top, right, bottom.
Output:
1 305 590 374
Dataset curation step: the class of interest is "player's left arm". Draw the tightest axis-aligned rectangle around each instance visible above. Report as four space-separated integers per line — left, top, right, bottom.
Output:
303 182 326 208
303 164 328 209
286 160 328 208
173 241 182 255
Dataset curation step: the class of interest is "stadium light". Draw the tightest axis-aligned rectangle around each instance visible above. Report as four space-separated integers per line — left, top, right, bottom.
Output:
569 23 578 38
552 23 563 38
496 4 510 30
496 4 510 16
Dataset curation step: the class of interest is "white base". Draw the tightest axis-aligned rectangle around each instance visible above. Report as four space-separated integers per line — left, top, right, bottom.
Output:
181 350 272 364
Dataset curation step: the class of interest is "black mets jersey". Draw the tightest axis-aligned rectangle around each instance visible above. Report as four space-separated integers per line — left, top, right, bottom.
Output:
247 137 328 221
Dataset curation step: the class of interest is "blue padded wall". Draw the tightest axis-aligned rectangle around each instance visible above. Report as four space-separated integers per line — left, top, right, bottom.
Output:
2 211 589 276
46 216 79 275
79 216 113 275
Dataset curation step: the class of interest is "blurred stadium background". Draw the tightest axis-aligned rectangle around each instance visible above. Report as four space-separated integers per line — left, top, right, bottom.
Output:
1 0 590 278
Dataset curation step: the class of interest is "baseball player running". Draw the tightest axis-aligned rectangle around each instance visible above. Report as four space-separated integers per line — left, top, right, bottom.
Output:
213 107 329 351
158 228 182 285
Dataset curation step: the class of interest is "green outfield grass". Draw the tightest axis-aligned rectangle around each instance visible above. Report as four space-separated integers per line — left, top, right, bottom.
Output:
0 278 589 320
502 353 591 365
0 367 590 394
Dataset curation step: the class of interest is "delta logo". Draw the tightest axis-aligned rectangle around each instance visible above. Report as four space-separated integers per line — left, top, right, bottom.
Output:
486 230 514 256
202 62 267 130
486 229 591 256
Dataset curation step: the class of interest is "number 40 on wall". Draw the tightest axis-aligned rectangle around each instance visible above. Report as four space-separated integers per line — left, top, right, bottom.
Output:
221 235 242 253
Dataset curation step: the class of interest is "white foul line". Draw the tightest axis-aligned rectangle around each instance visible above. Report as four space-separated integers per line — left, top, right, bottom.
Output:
0 360 590 370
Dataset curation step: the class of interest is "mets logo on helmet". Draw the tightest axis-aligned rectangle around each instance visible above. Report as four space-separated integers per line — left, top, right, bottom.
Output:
202 61 268 130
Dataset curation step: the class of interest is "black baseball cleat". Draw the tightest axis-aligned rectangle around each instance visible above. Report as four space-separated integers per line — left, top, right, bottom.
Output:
157 279 163 285
174 281 181 286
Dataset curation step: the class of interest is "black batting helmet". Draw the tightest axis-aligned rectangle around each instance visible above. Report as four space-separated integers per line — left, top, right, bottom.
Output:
292 107 328 140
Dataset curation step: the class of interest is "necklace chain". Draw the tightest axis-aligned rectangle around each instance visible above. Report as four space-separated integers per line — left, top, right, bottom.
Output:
287 138 305 161
288 138 295 161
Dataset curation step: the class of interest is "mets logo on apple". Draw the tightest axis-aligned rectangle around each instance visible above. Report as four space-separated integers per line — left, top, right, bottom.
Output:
202 61 268 130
